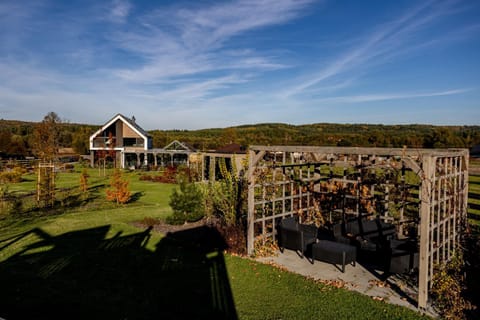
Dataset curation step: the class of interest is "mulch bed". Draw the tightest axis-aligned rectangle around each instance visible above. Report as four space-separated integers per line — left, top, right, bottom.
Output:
132 218 208 234
131 218 247 255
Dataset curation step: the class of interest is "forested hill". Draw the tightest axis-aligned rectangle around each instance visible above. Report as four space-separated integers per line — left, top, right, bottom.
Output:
1 118 480 158
151 123 480 151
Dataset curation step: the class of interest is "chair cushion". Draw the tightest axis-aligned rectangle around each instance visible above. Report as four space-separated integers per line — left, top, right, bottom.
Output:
280 216 299 230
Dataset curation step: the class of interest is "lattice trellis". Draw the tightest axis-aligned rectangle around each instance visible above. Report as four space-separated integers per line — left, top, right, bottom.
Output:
246 146 469 309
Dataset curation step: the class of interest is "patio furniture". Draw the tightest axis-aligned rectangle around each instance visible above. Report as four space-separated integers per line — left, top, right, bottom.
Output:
333 217 396 252
331 217 398 269
312 240 356 273
331 223 353 245
387 239 419 274
277 217 317 259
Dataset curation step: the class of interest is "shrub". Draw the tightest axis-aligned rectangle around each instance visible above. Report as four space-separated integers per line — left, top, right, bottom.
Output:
139 166 196 184
106 169 131 204
0 185 22 215
79 168 89 194
206 158 246 227
167 179 205 225
0 166 25 183
431 251 472 319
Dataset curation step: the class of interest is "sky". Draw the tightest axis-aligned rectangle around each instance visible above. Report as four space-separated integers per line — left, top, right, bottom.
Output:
0 0 479 130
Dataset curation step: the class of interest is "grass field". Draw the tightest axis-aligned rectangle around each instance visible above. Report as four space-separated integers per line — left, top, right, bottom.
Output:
0 167 435 319
468 159 480 232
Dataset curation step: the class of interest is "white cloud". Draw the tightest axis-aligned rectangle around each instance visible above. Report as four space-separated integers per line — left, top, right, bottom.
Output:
110 0 314 84
108 0 131 23
311 88 471 104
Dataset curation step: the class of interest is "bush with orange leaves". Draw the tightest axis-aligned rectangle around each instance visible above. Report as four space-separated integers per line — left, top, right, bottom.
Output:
106 169 131 204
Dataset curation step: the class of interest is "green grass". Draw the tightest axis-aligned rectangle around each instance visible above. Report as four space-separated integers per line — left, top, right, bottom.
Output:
468 174 480 232
228 257 427 320
0 168 429 319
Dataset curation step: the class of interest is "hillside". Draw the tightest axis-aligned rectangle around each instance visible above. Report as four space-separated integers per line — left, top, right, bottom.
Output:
151 123 480 151
1 118 480 157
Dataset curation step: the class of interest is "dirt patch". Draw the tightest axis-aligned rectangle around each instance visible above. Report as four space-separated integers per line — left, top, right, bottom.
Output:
132 218 207 234
132 218 247 255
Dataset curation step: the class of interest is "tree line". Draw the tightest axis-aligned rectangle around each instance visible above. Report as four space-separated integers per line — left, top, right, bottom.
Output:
1 115 480 159
150 123 480 151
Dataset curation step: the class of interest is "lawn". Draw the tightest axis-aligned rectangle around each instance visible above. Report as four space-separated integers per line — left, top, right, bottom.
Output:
468 173 480 232
0 167 430 319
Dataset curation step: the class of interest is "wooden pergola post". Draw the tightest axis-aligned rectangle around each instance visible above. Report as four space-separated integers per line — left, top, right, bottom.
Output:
418 155 434 309
247 149 255 256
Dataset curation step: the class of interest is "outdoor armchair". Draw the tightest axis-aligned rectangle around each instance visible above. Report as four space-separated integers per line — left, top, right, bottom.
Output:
277 217 317 259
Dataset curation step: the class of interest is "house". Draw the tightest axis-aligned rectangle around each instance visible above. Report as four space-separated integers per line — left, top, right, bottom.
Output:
89 114 247 177
89 114 153 168
89 114 197 169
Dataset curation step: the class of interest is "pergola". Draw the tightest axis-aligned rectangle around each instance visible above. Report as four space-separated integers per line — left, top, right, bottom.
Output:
246 145 469 309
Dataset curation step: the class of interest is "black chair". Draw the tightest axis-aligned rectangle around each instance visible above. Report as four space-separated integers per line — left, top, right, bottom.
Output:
386 238 419 274
331 223 352 245
277 217 317 259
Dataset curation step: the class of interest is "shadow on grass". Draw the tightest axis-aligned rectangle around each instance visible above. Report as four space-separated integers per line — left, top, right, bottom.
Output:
469 192 480 200
0 225 237 320
469 203 480 211
469 179 480 186
128 191 144 204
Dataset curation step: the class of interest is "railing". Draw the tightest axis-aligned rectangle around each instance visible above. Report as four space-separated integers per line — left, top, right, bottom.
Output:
92 137 144 148
92 137 115 148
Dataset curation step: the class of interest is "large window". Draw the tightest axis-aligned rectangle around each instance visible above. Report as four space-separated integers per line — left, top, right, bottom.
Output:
124 138 144 147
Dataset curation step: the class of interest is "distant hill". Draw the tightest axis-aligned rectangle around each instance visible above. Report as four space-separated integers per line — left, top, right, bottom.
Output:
1 119 479 158
151 123 480 151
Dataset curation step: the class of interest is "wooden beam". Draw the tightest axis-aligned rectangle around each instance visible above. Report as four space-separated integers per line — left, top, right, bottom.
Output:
418 155 435 309
249 145 468 158
247 149 257 256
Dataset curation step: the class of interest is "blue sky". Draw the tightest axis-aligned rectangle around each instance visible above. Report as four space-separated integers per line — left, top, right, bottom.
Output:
0 0 479 130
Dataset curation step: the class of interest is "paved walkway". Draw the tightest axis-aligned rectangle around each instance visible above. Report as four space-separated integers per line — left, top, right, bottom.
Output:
256 249 437 317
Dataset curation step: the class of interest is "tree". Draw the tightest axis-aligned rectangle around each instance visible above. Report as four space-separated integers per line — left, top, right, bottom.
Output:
72 127 91 155
220 127 238 146
168 174 205 225
105 169 131 204
32 112 62 161
79 168 89 194
0 129 12 153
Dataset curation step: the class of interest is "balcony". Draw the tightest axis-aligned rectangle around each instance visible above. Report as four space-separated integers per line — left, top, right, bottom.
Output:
92 137 117 148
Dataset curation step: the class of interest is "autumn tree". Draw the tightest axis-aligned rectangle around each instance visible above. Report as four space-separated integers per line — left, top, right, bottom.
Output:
220 127 238 146
106 169 131 204
32 112 62 161
79 168 89 194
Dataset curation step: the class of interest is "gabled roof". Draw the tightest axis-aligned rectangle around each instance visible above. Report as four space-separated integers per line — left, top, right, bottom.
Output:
90 113 151 142
120 114 152 138
164 140 196 152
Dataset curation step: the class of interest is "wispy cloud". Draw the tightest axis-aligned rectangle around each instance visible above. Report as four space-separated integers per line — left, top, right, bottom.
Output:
313 88 471 104
111 0 314 85
108 0 132 23
284 0 465 97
